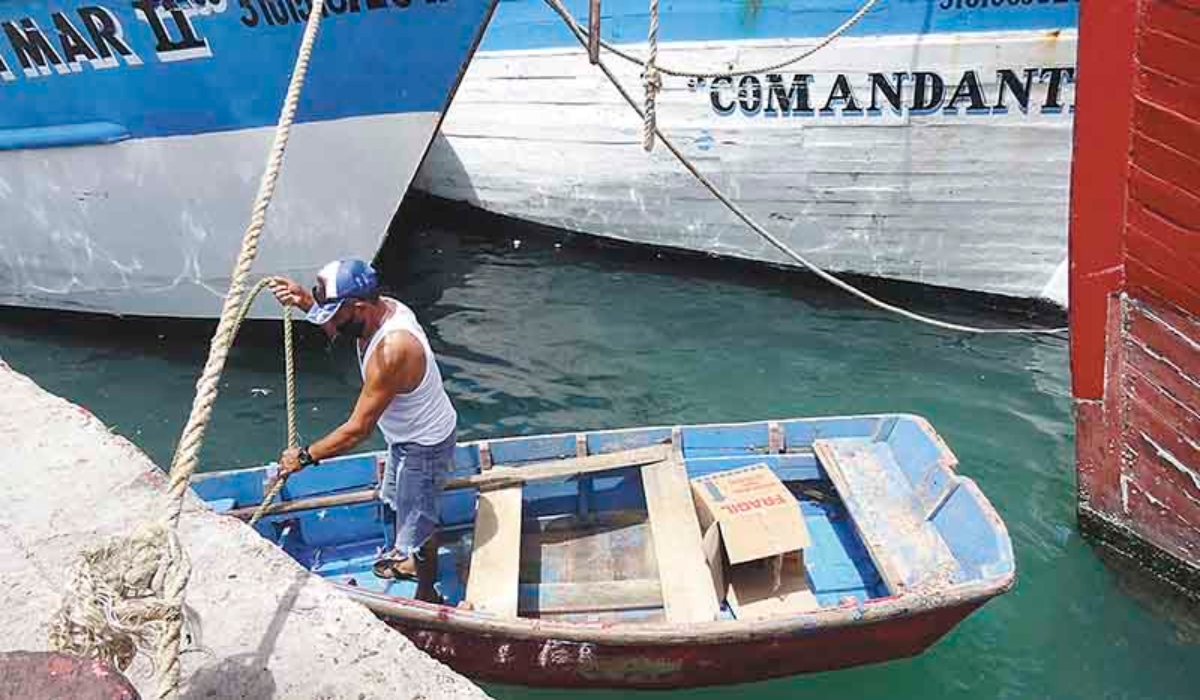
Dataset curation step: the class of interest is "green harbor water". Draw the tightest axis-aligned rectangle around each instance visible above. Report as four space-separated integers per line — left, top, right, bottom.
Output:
2 203 1198 699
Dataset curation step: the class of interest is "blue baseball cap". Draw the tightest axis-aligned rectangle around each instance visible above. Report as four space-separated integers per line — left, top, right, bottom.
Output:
306 259 380 325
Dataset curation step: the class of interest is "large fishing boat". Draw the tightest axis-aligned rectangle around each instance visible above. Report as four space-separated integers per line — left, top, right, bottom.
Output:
414 0 1079 305
0 0 496 318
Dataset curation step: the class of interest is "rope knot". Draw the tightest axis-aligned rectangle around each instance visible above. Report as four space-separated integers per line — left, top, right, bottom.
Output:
642 65 663 93
641 63 663 151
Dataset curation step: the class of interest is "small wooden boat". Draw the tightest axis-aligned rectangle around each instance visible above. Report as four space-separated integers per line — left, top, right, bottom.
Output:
193 414 1014 689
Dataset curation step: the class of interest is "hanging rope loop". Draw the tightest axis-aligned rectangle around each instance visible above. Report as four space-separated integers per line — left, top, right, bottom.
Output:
641 0 661 151
246 300 300 527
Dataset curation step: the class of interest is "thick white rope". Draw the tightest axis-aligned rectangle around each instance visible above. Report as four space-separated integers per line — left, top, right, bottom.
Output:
49 2 327 697
544 0 1067 335
642 0 660 151
162 2 323 530
576 0 880 80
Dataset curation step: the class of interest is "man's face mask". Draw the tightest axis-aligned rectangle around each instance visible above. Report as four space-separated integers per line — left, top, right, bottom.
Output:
335 306 366 340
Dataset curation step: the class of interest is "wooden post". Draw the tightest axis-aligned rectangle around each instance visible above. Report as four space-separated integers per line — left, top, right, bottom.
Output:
588 0 601 64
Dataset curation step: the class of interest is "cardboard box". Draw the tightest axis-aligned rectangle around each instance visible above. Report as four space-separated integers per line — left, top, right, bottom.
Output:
726 552 818 619
691 464 817 619
691 464 812 564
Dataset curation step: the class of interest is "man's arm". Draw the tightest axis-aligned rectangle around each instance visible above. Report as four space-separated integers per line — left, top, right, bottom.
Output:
280 332 423 473
304 375 397 464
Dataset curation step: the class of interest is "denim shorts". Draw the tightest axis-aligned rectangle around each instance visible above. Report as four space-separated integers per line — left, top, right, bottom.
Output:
379 430 456 555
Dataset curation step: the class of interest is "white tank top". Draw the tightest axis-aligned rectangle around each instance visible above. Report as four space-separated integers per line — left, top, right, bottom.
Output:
357 298 457 446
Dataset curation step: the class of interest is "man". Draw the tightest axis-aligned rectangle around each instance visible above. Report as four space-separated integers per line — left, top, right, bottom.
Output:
267 259 457 604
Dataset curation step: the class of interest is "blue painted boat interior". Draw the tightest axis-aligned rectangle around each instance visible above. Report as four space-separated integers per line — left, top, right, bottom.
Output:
194 415 1013 621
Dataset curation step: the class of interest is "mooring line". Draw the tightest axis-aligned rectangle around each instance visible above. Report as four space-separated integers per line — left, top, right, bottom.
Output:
592 0 881 79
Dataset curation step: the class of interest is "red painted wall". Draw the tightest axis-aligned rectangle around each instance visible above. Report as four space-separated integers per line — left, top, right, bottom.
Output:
1070 0 1200 574
1068 0 1138 402
1125 1 1200 313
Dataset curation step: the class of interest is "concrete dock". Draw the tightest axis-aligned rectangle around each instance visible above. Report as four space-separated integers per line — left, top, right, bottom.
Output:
0 359 490 699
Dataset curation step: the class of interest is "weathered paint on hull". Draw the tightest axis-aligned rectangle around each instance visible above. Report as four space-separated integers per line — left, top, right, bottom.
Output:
417 22 1079 303
380 602 981 688
1069 0 1200 597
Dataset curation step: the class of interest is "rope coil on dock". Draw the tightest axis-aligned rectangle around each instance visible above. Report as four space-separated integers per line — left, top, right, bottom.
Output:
48 0 327 695
544 0 1067 336
48 524 189 674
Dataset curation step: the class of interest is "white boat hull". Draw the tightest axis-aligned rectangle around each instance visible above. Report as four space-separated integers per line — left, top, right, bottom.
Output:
415 29 1078 304
1 111 437 318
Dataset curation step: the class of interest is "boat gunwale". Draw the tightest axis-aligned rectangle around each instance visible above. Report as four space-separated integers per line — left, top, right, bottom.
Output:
202 411 953 477
336 567 1014 646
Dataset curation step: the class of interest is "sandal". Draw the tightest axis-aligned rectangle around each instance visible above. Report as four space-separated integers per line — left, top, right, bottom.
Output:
415 589 446 606
372 550 418 581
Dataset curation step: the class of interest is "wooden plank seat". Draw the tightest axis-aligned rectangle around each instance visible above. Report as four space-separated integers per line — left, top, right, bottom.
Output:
641 456 722 623
464 485 524 616
453 444 669 491
813 438 961 593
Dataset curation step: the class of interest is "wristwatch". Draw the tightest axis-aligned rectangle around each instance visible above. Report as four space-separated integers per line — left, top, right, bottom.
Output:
297 446 320 467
